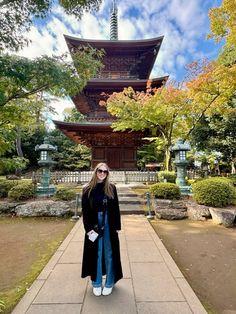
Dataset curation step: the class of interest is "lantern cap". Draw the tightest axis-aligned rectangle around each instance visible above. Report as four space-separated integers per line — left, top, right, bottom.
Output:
35 137 57 152
171 139 191 152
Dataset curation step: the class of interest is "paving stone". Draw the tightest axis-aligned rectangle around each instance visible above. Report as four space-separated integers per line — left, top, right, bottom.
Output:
127 241 163 262
125 227 153 241
26 304 82 314
158 249 184 279
120 249 131 278
37 251 63 280
71 227 85 242
176 278 207 314
137 301 192 313
81 279 136 314
58 241 83 264
33 264 87 304
131 262 185 302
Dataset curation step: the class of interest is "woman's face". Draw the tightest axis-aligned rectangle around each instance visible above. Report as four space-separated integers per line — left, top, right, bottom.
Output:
96 165 108 182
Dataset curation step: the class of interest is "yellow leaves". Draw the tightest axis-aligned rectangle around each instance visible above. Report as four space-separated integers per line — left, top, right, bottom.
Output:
187 59 236 117
208 0 236 47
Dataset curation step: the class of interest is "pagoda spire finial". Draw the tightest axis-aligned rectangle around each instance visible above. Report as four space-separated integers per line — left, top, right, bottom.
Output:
110 0 118 40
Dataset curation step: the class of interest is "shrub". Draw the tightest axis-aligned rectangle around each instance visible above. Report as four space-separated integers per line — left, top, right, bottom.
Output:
187 179 196 186
54 188 76 201
0 180 18 198
150 182 181 200
158 171 176 183
192 177 236 207
228 174 236 185
8 182 35 201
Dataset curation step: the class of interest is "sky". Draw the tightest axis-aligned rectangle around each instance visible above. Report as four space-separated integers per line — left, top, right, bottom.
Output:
17 0 223 125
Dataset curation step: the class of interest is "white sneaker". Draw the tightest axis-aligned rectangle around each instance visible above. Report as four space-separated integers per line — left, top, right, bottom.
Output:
93 287 102 296
102 286 113 296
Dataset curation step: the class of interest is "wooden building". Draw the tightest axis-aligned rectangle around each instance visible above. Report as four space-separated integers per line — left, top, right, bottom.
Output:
54 1 168 169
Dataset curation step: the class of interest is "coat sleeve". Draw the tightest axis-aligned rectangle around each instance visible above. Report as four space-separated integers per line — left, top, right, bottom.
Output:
113 185 121 231
82 188 94 233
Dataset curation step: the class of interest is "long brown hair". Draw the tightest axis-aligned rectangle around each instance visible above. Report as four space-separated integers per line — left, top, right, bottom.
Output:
84 163 114 198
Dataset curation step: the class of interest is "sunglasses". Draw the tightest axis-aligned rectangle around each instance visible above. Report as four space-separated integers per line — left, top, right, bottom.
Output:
97 169 108 174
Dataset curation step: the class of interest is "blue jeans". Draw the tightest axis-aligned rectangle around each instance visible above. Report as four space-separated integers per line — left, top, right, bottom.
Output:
92 211 114 288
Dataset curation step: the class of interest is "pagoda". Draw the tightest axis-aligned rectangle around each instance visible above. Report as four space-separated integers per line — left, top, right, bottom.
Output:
54 0 168 170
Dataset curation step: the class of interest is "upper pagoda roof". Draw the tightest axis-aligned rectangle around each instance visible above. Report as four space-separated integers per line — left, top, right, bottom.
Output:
65 35 163 51
64 35 164 79
85 77 168 92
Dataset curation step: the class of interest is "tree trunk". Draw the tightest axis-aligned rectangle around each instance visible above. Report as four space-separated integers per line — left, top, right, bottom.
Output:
165 146 171 171
231 161 236 174
15 128 23 176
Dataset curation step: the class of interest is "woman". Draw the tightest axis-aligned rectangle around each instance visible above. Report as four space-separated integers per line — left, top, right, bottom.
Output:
81 162 123 296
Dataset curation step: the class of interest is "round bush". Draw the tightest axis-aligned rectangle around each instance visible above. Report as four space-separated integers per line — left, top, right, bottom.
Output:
0 180 18 198
192 177 235 207
158 171 176 183
54 188 76 201
228 174 236 186
150 182 181 200
8 182 35 201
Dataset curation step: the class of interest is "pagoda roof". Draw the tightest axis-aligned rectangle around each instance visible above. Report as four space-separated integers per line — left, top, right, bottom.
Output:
53 120 145 146
84 76 168 92
64 35 164 78
65 35 163 51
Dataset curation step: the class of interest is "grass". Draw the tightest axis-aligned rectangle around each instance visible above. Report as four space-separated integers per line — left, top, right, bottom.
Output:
0 218 75 314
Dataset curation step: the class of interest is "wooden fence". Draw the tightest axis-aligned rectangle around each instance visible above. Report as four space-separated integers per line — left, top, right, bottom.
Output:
32 171 158 184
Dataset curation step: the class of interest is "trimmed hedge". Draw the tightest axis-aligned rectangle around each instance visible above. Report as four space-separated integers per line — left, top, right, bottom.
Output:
150 182 181 200
192 177 235 207
8 182 35 201
0 180 17 198
54 188 76 201
158 171 176 183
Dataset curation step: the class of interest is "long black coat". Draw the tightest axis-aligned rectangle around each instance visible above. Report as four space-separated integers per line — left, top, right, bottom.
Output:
81 183 123 284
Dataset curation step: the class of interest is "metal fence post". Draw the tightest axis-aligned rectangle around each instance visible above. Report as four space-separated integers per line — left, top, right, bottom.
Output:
145 192 154 219
71 192 80 221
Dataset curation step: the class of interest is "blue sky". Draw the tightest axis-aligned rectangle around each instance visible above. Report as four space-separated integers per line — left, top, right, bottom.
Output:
17 0 223 123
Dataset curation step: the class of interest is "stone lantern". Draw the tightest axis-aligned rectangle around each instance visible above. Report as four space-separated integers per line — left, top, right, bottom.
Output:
35 137 57 196
172 139 192 195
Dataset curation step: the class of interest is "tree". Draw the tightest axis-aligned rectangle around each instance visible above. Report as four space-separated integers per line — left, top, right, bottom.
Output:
192 111 236 174
208 0 236 65
0 49 104 107
184 59 236 140
106 83 189 170
49 129 91 171
0 94 49 174
0 0 102 51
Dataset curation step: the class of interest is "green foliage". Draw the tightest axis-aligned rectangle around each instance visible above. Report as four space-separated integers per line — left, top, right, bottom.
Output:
49 129 91 170
187 179 196 186
54 188 76 201
0 0 102 51
0 180 17 198
137 143 163 170
0 299 5 313
228 174 236 185
0 54 84 107
8 182 35 201
150 182 181 200
192 177 235 207
158 171 176 183
0 157 29 175
191 111 236 174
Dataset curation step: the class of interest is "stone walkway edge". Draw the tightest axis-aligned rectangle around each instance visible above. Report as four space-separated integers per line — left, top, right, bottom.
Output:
11 215 207 314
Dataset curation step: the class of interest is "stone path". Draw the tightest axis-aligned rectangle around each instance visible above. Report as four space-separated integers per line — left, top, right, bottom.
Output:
12 215 207 314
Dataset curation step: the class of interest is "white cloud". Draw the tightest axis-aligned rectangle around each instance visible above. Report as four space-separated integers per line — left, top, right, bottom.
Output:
14 0 221 124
